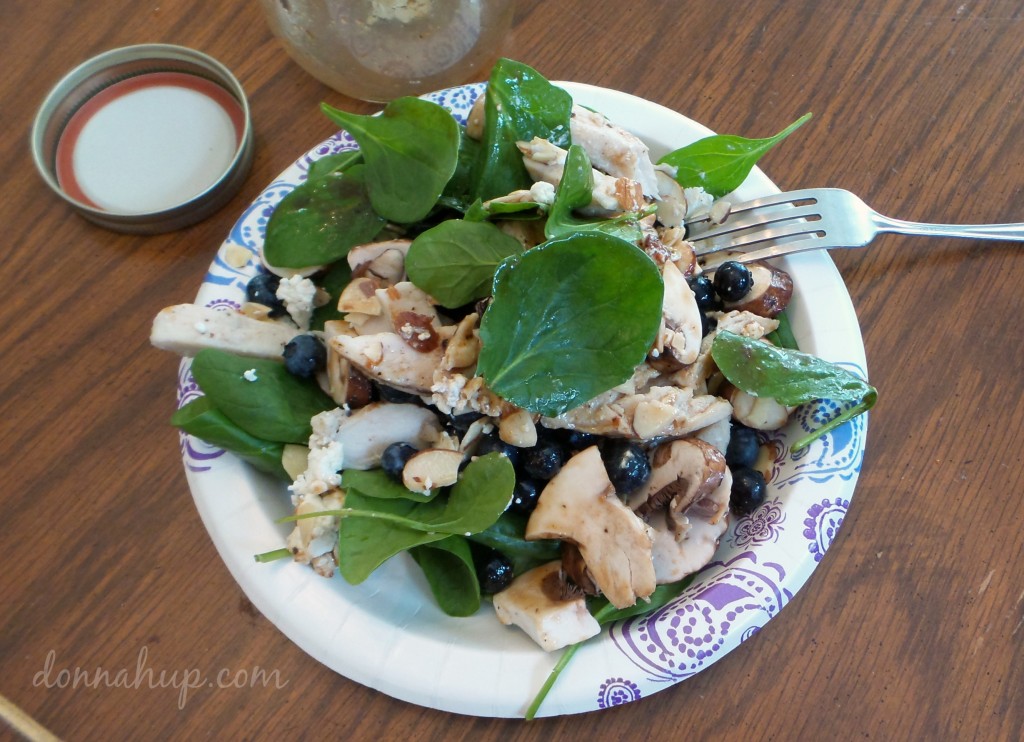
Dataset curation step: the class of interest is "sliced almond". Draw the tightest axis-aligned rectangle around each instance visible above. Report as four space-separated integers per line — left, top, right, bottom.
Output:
402 448 464 494
338 277 384 315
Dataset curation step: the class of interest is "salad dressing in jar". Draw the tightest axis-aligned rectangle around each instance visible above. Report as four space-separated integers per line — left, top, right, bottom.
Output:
259 0 514 101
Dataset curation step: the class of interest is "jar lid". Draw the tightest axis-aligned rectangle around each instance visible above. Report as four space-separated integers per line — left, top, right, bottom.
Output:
31 44 254 234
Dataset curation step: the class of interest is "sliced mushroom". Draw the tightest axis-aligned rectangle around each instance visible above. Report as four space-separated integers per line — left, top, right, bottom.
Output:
492 561 601 652
526 446 656 609
658 260 703 366
347 239 412 284
723 263 794 318
318 402 443 470
330 332 443 394
401 448 463 494
647 468 732 583
150 304 301 359
723 384 794 430
560 542 599 596
630 439 726 521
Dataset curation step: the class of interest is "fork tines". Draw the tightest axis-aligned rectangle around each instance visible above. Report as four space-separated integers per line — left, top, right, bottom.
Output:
686 189 827 258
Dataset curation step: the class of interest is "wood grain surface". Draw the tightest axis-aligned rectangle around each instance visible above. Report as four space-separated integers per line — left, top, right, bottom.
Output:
2 0 1023 739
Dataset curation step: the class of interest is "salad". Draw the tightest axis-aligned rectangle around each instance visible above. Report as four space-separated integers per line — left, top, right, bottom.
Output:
151 59 875 715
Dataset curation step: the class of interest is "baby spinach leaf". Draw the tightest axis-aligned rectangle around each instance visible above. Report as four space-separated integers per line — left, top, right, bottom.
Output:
321 97 460 223
711 330 876 451
334 454 514 584
189 349 334 445
410 536 481 617
307 150 363 181
471 59 573 202
341 468 439 502
336 492 446 584
468 512 561 576
477 233 663 417
405 219 524 308
309 258 352 331
171 396 288 479
764 308 799 351
263 165 385 269
658 113 811 198
544 144 647 243
440 126 483 212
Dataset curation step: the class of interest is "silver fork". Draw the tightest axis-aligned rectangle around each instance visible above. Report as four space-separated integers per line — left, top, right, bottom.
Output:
685 187 1024 263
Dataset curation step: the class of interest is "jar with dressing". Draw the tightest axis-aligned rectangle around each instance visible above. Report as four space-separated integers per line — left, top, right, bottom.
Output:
259 0 514 102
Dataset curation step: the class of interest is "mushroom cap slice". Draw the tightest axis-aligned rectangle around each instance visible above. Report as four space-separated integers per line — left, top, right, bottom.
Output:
492 561 601 652
631 438 728 518
526 446 656 609
723 263 794 318
330 402 443 470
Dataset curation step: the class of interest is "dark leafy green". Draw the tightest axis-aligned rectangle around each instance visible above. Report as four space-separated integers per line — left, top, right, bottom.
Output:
405 219 524 308
321 98 460 223
658 113 812 198
711 330 876 451
477 232 663 416
171 396 287 479
471 58 573 201
410 536 481 617
525 575 696 720
342 468 439 502
309 258 353 331
467 512 561 576
544 144 649 242
307 150 363 181
263 165 385 269
765 308 799 351
334 454 514 584
188 349 334 445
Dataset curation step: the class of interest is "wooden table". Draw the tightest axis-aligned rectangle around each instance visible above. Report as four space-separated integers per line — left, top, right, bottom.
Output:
4 0 1023 738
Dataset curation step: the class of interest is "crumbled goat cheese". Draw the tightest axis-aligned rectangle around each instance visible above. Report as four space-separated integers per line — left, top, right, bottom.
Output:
276 274 317 330
243 368 259 382
529 181 557 206
288 408 351 501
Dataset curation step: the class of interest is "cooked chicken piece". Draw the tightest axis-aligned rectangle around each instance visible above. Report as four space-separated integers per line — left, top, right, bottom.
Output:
654 261 703 366
347 239 412 284
150 304 300 359
569 104 660 198
517 137 644 216
331 332 443 394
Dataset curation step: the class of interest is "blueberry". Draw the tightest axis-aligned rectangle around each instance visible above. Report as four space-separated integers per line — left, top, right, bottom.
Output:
687 274 720 312
476 550 514 595
282 334 326 378
713 261 753 302
520 440 565 481
446 411 482 434
726 424 760 469
564 430 599 452
380 442 417 482
730 467 767 516
508 478 540 516
700 311 718 337
246 273 286 317
475 434 520 467
599 440 651 495
376 384 422 405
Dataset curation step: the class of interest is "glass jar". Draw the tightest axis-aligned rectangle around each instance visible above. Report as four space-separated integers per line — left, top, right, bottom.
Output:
259 0 514 102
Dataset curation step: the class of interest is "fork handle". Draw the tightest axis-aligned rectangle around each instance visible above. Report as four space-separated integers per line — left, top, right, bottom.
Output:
874 213 1024 241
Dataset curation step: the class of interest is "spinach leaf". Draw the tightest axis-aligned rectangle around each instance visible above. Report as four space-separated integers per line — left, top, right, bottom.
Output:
477 233 663 416
188 349 334 445
263 165 385 269
439 126 483 212
341 468 439 502
765 308 799 351
410 536 481 617
405 219 524 308
334 454 514 584
468 512 561 576
336 491 446 584
307 150 362 181
471 59 573 202
309 258 352 331
711 330 876 451
525 574 696 720
171 396 288 479
658 113 811 198
544 144 648 242
321 97 460 223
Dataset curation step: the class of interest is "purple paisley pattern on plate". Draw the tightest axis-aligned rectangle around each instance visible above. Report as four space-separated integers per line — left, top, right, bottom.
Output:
729 497 786 548
803 498 849 562
175 362 225 473
610 552 791 682
597 678 641 708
